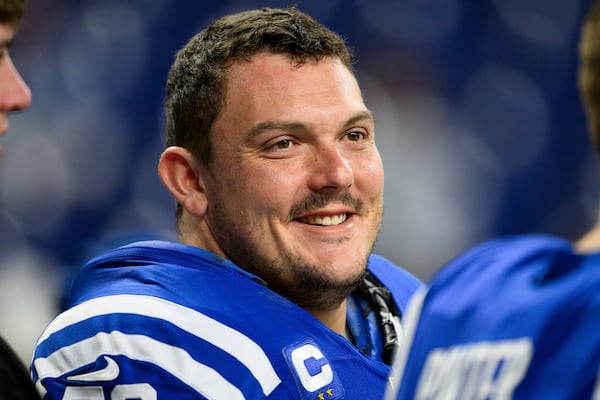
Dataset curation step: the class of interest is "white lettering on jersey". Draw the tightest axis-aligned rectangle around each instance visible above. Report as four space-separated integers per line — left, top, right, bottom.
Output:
63 386 103 400
290 343 334 392
415 338 532 400
63 383 156 400
112 383 157 400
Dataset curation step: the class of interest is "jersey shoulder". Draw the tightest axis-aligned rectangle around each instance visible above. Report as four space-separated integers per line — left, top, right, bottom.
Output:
421 233 600 337
34 241 395 400
427 234 593 303
387 234 600 399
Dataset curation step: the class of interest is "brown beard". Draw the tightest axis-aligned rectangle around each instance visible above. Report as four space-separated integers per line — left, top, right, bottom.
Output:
207 185 379 311
265 257 368 311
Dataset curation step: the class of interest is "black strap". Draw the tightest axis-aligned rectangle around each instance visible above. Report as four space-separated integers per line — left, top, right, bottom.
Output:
355 271 402 365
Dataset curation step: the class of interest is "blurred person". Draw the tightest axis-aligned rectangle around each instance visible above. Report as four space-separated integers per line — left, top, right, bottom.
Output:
385 1 600 399
0 0 30 156
0 0 40 399
31 6 422 399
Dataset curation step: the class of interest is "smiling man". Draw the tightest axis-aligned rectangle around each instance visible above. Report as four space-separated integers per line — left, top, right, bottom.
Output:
32 7 422 399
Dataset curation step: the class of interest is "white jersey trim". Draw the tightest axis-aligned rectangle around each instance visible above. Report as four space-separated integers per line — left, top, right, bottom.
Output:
34 294 281 396
35 331 245 399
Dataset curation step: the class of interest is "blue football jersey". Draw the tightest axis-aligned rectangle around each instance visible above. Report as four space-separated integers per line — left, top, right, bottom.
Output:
386 234 600 400
32 240 422 400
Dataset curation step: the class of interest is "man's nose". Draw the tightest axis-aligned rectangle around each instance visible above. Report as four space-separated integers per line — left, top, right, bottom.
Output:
0 54 32 113
307 145 354 192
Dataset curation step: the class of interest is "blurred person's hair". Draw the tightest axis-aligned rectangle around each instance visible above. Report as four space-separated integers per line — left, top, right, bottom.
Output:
0 0 25 27
579 0 600 154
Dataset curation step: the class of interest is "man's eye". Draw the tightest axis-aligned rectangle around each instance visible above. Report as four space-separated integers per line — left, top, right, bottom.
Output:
271 139 293 150
346 131 366 141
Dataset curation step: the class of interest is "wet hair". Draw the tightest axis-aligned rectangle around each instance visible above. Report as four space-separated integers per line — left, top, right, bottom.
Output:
165 6 354 165
579 0 600 153
0 0 25 27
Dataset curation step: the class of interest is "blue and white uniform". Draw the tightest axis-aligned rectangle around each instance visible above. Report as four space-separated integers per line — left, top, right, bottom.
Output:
32 240 422 400
386 234 600 400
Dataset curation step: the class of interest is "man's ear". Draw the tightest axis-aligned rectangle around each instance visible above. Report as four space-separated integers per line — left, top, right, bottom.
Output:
158 146 208 217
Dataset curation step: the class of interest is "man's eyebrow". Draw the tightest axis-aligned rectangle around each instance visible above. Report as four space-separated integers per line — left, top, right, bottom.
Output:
244 110 375 140
344 110 375 128
245 121 305 140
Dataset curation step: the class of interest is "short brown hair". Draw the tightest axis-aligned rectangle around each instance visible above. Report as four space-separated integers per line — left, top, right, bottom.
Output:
0 0 25 26
165 6 354 165
579 0 600 153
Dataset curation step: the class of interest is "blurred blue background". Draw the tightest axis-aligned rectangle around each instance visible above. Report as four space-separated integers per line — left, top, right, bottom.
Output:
1 0 597 362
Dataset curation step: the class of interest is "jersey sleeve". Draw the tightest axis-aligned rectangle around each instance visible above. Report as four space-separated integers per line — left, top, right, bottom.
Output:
386 234 600 399
32 294 284 400
385 236 543 399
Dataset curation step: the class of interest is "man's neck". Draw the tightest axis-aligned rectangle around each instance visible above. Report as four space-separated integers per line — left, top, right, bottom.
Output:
307 300 348 338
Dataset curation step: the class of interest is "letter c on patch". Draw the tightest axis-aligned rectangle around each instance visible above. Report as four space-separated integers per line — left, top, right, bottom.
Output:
290 344 334 392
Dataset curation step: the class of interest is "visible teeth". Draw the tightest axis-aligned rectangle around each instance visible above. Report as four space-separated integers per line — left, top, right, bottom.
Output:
300 214 347 226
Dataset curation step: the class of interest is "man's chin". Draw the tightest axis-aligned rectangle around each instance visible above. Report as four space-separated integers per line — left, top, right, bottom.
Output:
289 270 364 311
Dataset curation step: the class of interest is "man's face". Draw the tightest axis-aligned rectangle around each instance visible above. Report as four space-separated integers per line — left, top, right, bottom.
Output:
0 22 31 155
203 53 384 310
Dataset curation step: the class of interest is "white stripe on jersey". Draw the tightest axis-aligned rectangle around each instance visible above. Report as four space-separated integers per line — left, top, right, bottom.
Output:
34 331 245 399
35 294 282 396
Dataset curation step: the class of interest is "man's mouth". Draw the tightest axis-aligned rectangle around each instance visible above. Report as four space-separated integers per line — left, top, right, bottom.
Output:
298 213 347 226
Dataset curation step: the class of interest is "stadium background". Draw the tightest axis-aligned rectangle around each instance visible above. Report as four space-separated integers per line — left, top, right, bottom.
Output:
0 0 596 362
